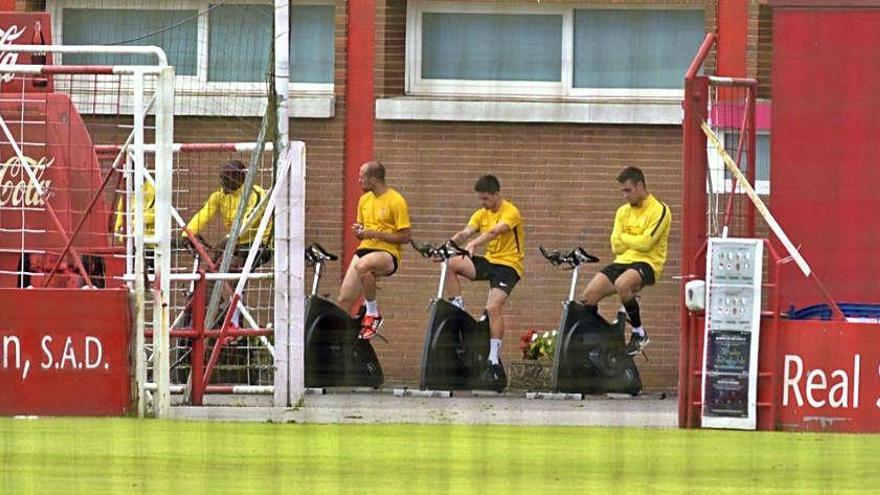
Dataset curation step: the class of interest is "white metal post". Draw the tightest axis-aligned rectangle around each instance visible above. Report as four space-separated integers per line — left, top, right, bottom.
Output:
152 66 175 418
287 142 306 406
274 0 294 407
132 69 147 417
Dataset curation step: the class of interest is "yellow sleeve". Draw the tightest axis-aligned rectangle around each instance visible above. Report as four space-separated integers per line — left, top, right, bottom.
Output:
356 194 365 224
185 191 221 237
393 196 411 230
498 205 521 230
610 207 627 255
114 181 155 238
467 210 482 231
113 195 126 236
620 202 671 253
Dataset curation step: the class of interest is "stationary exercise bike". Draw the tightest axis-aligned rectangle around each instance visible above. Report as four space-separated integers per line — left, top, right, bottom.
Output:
540 246 642 396
304 243 383 389
411 240 491 391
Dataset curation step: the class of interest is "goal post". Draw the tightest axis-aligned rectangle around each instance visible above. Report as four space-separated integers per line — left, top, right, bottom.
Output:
1 41 304 417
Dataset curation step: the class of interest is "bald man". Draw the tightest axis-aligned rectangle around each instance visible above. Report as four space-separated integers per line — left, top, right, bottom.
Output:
337 160 412 340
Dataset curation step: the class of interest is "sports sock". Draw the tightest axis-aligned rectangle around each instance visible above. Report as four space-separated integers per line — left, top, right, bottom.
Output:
623 298 642 328
365 299 379 317
631 326 646 337
489 338 502 365
451 296 465 309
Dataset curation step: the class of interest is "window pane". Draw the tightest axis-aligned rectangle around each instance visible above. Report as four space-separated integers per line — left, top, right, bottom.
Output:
421 13 562 82
574 9 703 89
727 132 770 182
209 4 335 83
62 9 198 75
291 5 335 84
209 4 272 82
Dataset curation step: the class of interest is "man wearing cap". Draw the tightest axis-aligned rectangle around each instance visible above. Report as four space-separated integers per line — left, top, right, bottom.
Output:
183 159 273 271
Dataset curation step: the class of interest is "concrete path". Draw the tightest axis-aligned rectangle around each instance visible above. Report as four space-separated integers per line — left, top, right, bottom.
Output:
169 390 678 428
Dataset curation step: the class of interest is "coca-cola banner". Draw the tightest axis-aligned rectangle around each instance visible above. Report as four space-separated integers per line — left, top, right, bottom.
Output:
0 93 111 253
0 288 131 415
0 12 54 93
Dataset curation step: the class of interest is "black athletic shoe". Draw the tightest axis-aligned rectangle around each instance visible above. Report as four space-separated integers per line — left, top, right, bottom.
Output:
479 362 507 392
625 333 650 356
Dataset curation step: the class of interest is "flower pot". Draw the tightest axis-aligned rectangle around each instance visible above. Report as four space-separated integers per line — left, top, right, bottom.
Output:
508 359 554 391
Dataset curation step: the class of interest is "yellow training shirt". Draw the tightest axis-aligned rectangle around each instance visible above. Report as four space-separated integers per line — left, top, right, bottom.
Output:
610 193 672 279
114 180 155 240
185 184 272 245
468 199 525 277
357 188 411 261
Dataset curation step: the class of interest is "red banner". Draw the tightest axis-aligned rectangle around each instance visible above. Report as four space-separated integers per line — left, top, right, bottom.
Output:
692 316 880 432
0 12 54 93
772 319 880 432
0 288 131 416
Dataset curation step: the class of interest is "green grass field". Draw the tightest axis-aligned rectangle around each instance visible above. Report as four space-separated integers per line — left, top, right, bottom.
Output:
1 418 877 494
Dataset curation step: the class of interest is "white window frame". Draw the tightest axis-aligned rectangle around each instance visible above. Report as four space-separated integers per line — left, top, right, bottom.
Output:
406 0 704 102
47 0 335 117
708 130 771 196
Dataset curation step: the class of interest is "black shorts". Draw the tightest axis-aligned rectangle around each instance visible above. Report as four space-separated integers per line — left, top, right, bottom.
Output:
354 248 398 276
235 244 273 270
472 256 520 294
601 262 656 287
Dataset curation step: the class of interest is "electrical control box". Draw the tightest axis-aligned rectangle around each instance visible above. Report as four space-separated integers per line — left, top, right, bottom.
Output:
701 238 763 430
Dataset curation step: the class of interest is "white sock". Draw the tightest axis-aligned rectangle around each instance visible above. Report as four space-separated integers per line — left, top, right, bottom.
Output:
489 338 502 364
632 326 645 337
232 307 241 327
451 296 464 309
365 299 379 316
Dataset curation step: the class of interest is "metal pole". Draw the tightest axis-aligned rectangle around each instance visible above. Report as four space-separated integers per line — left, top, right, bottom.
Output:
132 69 147 417
152 65 175 417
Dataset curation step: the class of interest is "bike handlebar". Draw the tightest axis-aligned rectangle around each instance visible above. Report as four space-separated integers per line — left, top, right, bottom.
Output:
539 245 599 268
411 239 470 261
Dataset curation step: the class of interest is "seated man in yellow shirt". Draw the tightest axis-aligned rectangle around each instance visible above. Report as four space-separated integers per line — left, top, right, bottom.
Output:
580 166 672 356
183 159 273 272
446 175 524 392
114 179 156 269
337 161 412 340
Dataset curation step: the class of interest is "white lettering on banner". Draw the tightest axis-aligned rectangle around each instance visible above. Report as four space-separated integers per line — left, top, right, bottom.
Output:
85 336 103 369
783 354 861 409
3 334 110 380
40 335 110 371
2 335 30 379
0 24 26 85
0 155 54 207
2 335 21 369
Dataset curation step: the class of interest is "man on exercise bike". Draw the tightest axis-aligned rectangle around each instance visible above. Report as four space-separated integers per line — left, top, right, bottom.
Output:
580 166 671 356
337 160 411 340
446 175 524 391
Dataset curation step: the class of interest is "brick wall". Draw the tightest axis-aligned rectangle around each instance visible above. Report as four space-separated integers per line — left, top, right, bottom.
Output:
757 2 773 99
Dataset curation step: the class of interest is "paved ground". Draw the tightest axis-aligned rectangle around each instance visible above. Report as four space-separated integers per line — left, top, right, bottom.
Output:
169 389 678 427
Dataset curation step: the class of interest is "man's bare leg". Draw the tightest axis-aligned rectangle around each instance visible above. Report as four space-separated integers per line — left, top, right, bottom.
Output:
337 254 364 315
445 255 476 308
485 288 509 365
